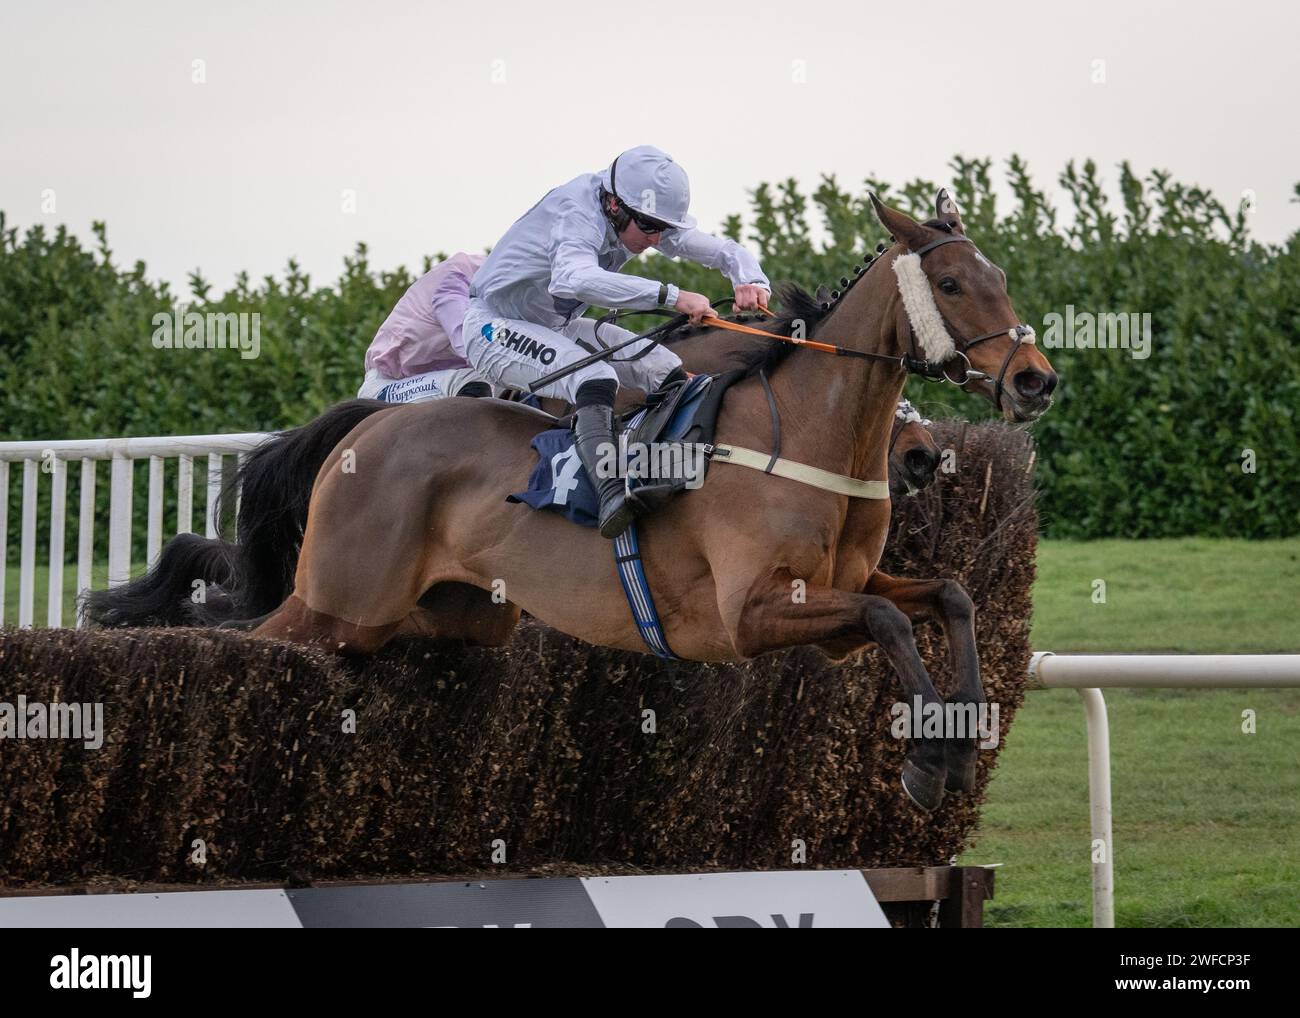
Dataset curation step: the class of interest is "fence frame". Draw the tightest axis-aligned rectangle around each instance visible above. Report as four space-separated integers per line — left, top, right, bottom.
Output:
1 433 267 627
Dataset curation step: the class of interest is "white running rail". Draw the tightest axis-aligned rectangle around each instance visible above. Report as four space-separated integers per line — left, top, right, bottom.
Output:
1027 652 1300 929
0 433 269 627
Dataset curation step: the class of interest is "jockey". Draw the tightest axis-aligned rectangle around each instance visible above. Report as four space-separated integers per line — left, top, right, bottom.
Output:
357 251 495 403
465 145 771 538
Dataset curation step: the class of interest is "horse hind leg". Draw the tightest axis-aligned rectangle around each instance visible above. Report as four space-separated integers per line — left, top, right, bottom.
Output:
250 584 517 656
261 431 443 655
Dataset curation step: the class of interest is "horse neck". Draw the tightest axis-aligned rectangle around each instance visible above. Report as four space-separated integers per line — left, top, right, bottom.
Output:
763 262 908 482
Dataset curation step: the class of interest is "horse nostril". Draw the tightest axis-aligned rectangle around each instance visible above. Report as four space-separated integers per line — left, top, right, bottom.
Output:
1014 370 1047 400
905 448 939 477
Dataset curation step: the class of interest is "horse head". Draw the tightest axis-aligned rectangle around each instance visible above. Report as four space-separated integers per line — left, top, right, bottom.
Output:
888 402 941 497
870 192 1058 422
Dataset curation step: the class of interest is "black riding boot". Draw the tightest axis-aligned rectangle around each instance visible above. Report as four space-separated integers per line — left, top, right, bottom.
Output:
573 380 635 539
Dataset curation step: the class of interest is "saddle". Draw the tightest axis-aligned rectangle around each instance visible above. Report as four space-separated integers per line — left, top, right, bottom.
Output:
617 372 726 515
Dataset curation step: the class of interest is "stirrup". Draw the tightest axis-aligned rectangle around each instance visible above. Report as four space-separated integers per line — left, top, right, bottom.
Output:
597 486 638 539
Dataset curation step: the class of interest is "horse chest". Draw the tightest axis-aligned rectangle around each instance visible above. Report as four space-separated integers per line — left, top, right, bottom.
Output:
832 502 890 586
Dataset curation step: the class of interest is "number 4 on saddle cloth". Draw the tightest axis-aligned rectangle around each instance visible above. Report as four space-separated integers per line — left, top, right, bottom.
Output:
507 373 724 659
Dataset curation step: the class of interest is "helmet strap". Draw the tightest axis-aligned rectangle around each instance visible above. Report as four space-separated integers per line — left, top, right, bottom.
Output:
601 154 631 233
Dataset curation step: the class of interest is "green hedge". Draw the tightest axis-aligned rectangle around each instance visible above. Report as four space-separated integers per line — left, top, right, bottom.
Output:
3 155 1298 547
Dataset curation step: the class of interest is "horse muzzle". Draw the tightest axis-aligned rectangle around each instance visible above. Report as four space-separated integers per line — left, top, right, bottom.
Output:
890 446 941 497
1001 367 1058 422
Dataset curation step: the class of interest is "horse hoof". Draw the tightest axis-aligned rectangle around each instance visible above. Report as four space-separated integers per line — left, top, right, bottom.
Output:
901 759 946 812
944 746 978 793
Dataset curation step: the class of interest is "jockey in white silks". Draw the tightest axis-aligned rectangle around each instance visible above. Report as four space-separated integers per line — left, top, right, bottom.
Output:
464 144 772 538
357 251 494 403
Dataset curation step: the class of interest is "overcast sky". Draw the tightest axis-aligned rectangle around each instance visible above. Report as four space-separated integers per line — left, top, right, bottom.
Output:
2 0 1296 294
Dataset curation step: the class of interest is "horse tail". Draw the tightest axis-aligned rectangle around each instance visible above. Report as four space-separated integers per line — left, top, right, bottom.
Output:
211 398 393 620
83 398 393 628
80 533 239 627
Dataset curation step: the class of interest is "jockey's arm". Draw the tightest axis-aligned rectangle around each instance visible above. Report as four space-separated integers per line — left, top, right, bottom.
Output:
655 229 771 309
429 253 478 359
548 200 677 312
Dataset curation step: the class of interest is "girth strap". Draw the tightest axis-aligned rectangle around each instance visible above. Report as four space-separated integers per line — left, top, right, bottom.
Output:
710 444 889 499
612 522 677 659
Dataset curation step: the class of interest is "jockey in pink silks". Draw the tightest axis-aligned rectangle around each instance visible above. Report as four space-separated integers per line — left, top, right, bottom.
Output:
357 251 493 402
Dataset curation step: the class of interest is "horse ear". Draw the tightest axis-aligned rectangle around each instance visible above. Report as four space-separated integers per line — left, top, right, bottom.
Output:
935 188 965 235
869 193 930 252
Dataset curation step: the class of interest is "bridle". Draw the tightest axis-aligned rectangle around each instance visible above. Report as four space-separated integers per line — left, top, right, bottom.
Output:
889 401 931 456
888 414 908 455
905 230 1037 411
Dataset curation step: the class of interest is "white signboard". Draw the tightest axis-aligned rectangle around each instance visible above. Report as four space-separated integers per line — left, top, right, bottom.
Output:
581 870 890 928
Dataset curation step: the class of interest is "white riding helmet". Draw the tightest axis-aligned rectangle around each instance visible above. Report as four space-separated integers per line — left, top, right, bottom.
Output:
606 145 697 230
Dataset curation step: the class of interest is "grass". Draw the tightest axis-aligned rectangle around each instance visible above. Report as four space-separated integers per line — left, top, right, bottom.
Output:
2 561 109 628
1030 536 1300 653
960 686 1300 927
6 538 1300 926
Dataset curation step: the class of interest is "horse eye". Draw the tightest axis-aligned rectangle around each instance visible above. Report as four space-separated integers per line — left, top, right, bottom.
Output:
939 277 961 295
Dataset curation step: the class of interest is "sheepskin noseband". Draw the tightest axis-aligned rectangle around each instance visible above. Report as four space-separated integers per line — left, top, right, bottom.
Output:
891 253 956 363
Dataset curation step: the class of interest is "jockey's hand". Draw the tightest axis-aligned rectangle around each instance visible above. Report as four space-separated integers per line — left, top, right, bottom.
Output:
733 284 772 314
674 290 714 325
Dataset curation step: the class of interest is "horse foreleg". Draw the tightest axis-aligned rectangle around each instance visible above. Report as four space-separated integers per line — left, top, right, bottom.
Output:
252 594 403 656
733 574 949 811
398 582 522 647
865 572 984 792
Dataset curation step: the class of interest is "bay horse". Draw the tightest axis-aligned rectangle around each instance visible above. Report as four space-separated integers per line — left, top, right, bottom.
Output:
243 192 1056 808
84 348 937 633
886 404 941 497
83 360 938 636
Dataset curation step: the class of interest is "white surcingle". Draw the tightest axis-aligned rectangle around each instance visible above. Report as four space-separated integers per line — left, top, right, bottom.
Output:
891 253 956 363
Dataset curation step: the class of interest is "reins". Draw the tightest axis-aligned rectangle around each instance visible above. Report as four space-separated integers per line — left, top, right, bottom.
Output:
692 233 1035 404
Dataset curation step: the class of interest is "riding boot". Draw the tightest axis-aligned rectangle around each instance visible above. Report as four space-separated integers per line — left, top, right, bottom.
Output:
573 381 636 539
